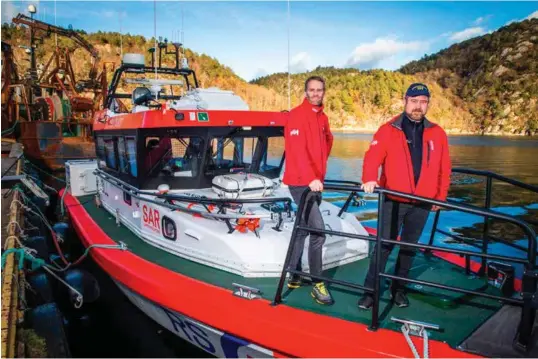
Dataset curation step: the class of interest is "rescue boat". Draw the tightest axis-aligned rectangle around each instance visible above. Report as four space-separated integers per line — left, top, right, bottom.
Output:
61 43 538 358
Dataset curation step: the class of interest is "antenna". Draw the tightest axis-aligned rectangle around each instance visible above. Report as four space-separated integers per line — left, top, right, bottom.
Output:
153 0 157 79
119 10 123 58
181 3 185 56
54 0 57 46
287 0 291 110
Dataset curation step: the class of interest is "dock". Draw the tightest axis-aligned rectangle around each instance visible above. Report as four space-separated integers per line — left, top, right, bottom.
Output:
1 140 25 358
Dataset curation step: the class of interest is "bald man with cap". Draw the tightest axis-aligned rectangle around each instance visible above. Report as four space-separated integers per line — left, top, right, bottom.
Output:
358 83 452 310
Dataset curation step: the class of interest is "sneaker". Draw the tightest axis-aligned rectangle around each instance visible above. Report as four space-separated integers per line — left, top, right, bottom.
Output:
311 282 334 305
392 291 409 308
358 294 374 310
287 275 302 289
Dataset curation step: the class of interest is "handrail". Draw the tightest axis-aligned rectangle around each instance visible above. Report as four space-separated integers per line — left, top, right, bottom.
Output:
431 168 538 276
273 184 537 351
324 179 363 217
95 169 292 221
453 168 538 194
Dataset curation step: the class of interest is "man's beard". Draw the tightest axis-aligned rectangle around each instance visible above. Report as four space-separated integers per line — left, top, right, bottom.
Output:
307 95 323 105
407 110 424 121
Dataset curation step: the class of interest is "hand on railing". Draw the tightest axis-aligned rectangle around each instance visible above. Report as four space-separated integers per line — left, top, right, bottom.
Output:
361 181 378 194
309 179 323 192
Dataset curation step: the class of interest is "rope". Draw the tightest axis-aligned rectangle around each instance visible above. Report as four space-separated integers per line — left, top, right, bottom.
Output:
401 324 429 359
60 184 70 217
1 248 46 271
402 325 420 359
424 327 429 359
1 119 19 136
42 265 84 309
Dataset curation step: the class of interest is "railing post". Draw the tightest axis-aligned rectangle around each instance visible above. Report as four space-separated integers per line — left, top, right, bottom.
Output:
479 176 493 275
426 209 441 252
337 191 355 218
370 191 385 330
272 188 311 305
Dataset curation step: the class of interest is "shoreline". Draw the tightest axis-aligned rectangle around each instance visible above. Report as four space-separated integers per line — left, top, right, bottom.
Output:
331 128 538 138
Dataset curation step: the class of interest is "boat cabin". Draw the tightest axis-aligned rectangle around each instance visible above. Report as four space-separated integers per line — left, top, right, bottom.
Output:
94 47 286 191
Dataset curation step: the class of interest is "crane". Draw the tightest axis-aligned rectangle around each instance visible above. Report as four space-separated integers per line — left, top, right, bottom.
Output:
12 13 101 89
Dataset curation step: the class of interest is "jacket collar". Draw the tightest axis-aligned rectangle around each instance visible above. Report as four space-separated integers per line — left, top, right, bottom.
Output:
301 98 324 113
391 112 435 130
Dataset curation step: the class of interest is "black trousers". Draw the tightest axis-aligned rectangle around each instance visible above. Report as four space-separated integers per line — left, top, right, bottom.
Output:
364 199 431 291
288 186 326 282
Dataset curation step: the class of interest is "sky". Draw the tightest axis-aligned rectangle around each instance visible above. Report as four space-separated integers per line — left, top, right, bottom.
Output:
2 1 537 81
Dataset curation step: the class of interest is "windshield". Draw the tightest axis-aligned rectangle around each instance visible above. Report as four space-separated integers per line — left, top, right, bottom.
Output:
206 135 284 178
144 136 205 179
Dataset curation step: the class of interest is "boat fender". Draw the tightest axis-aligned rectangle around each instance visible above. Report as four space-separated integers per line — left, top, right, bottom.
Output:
25 236 50 260
63 269 101 306
26 271 55 306
27 303 71 357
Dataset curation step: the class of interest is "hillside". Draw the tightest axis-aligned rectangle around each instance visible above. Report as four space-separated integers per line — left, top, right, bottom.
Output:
252 67 473 132
2 17 537 135
400 18 538 135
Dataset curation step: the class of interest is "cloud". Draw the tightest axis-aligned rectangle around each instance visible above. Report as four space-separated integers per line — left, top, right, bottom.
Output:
526 10 538 20
449 27 486 42
345 37 428 69
472 15 492 26
289 52 311 74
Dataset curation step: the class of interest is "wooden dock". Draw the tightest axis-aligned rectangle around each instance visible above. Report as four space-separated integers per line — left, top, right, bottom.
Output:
1 140 25 358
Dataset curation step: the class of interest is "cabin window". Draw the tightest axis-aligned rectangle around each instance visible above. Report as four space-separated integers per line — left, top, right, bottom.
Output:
96 137 106 168
260 136 285 177
125 137 137 177
144 136 205 179
104 138 117 170
117 137 129 174
123 191 132 206
207 136 262 173
162 216 176 240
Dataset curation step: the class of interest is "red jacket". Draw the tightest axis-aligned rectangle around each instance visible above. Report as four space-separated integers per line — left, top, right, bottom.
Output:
283 99 333 186
362 114 452 202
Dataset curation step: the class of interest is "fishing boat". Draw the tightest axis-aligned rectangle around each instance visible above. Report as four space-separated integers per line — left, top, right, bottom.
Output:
60 45 538 357
2 13 106 172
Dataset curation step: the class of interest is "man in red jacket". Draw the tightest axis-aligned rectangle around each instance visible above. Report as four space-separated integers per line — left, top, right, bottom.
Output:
283 76 334 305
358 83 451 310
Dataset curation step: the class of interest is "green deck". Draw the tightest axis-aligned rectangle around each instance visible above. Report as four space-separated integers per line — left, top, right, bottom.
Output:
80 195 503 349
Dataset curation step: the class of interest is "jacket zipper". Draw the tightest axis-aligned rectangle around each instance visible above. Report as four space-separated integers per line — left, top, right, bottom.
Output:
316 111 324 178
427 140 431 166
401 131 415 194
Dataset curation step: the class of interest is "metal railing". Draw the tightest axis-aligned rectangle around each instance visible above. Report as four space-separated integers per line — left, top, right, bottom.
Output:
428 168 538 275
272 182 538 351
95 169 293 234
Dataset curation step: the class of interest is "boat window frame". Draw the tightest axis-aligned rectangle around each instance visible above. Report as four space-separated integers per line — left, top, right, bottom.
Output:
204 127 285 180
161 216 177 241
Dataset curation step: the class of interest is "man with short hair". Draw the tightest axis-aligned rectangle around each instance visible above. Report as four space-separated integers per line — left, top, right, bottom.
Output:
358 83 452 310
283 76 334 305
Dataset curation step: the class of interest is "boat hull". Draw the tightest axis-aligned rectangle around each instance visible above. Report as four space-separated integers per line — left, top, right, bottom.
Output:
115 280 275 358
